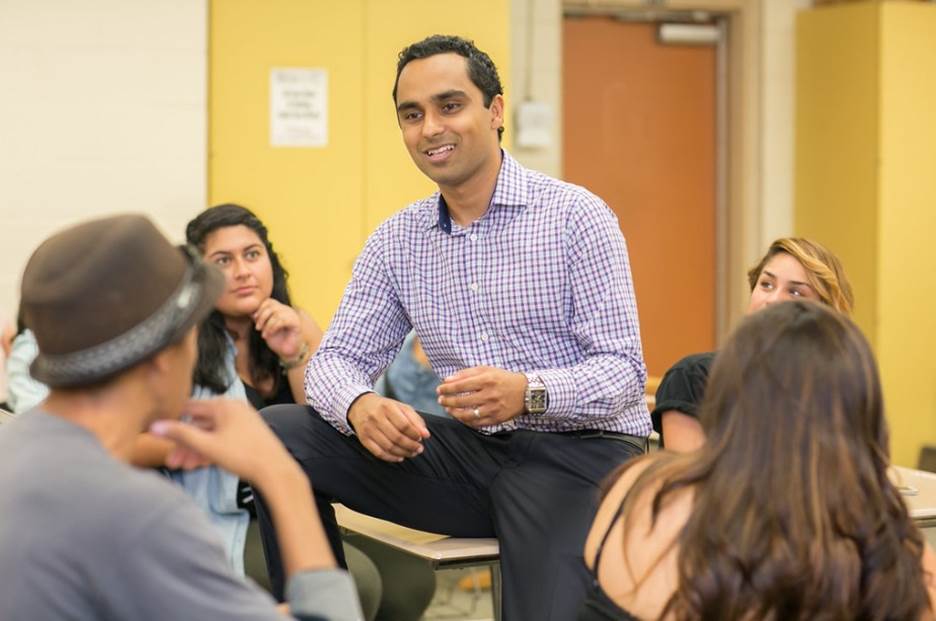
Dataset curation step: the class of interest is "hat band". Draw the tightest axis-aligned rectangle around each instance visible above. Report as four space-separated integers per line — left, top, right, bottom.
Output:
32 250 204 385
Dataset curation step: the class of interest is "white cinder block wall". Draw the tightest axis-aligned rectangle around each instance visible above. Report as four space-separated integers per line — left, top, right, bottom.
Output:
760 0 812 245
0 0 207 324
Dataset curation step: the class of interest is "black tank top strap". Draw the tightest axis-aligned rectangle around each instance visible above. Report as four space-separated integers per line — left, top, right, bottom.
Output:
592 494 629 576
580 496 643 621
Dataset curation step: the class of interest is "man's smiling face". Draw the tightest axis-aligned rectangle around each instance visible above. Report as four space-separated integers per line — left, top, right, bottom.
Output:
395 53 503 192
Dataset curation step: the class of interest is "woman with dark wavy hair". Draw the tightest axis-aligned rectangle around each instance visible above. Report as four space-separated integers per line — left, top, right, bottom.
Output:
186 205 397 618
580 300 936 620
186 203 321 407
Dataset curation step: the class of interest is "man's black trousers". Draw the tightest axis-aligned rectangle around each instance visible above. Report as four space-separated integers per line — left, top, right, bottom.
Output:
255 405 645 621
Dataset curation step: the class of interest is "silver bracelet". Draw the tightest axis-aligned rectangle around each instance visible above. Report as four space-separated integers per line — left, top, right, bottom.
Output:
279 341 309 370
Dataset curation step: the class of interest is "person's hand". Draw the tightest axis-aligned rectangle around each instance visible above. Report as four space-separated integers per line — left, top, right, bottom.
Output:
129 433 198 469
150 399 294 484
347 393 430 463
436 366 527 428
252 298 304 360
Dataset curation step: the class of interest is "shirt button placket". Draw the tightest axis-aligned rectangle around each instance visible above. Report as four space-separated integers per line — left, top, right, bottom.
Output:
468 227 489 347
468 227 482 302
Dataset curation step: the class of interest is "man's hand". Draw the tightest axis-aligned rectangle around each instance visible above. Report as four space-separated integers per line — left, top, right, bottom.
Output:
436 366 527 428
347 393 430 463
150 399 296 485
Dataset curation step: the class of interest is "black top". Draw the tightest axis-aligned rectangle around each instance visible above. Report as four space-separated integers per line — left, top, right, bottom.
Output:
579 586 640 621
244 370 294 411
578 498 641 621
239 370 295 513
650 352 715 447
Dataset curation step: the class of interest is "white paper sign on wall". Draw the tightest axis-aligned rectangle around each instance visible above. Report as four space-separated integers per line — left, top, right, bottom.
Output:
270 68 328 148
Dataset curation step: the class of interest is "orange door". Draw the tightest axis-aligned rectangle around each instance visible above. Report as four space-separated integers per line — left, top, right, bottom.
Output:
563 17 717 377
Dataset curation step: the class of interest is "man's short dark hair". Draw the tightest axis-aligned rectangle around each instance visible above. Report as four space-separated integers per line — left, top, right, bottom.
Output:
393 34 504 140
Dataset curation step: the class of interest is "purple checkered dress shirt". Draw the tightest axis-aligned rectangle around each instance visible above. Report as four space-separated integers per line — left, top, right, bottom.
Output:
307 151 650 436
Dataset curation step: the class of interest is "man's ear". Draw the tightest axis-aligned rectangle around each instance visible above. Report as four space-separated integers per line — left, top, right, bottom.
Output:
489 94 505 132
145 346 173 382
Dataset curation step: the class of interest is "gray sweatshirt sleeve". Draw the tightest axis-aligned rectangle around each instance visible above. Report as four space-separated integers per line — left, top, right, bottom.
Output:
101 490 363 621
286 569 364 621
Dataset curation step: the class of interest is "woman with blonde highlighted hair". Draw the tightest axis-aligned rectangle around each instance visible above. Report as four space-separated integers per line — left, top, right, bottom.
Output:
745 237 853 315
652 238 853 452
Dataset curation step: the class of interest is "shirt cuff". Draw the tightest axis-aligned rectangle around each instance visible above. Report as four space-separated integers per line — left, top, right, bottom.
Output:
535 368 576 418
334 386 375 435
285 568 364 621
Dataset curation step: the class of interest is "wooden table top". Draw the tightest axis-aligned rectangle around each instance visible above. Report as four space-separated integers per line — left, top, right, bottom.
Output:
334 504 499 564
895 466 936 521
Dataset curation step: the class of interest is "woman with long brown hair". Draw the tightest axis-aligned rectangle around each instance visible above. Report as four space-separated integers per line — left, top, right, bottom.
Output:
580 300 936 620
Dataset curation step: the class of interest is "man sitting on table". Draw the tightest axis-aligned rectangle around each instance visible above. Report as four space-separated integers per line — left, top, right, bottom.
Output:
0 214 362 621
255 35 650 621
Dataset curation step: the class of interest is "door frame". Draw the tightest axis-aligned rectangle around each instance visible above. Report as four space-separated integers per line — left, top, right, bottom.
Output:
561 0 761 342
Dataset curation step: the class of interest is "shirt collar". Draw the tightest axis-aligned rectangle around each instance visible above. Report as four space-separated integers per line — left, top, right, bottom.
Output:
436 194 454 234
424 150 530 233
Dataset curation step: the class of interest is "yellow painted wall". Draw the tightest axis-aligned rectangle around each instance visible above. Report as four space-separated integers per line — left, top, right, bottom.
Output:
796 1 936 466
877 2 936 467
209 0 366 325
795 2 879 343
210 0 510 324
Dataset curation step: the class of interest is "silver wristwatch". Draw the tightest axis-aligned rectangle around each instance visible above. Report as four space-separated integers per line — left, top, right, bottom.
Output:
524 374 548 415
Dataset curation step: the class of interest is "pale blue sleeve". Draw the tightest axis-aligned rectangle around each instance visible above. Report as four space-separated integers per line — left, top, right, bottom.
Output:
170 334 250 574
6 330 49 414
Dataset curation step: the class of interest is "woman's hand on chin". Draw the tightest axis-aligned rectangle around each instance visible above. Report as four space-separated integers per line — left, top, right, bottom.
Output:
251 298 304 359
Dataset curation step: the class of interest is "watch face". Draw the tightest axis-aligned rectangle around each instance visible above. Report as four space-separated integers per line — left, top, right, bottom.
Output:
528 387 547 413
525 374 548 414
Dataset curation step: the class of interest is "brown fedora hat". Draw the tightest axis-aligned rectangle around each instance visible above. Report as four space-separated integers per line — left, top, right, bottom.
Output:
20 214 223 387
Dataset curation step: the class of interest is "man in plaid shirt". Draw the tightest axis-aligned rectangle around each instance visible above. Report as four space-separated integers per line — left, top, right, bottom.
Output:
257 35 651 620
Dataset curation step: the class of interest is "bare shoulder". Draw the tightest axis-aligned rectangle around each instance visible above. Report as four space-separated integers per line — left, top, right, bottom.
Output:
584 452 692 617
922 543 936 618
584 454 660 568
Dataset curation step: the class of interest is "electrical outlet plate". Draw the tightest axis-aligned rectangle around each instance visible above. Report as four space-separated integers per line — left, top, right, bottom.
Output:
515 100 554 149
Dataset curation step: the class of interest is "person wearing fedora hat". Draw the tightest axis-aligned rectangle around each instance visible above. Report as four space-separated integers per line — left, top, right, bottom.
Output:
3 262 265 578
0 214 362 620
